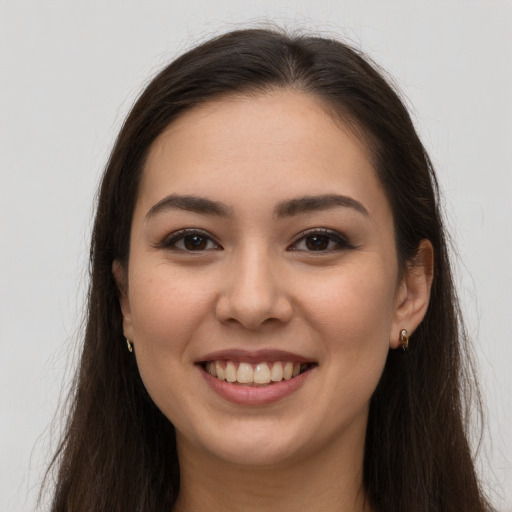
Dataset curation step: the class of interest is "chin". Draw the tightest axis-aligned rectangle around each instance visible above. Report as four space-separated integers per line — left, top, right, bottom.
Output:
183 414 330 469
208 438 302 468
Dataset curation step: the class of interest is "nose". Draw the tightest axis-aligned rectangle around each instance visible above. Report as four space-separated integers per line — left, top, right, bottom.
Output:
215 247 293 330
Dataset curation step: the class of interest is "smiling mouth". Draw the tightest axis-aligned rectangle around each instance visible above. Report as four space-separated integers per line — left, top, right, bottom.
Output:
201 360 317 386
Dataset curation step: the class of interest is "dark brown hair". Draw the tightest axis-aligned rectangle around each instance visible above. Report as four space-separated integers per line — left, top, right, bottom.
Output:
44 28 490 511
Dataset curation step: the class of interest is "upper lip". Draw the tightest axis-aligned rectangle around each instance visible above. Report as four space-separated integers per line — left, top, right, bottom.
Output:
196 348 315 364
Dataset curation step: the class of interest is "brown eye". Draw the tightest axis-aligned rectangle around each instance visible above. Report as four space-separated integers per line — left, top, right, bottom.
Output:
289 229 352 252
183 235 208 250
305 234 330 251
163 230 220 252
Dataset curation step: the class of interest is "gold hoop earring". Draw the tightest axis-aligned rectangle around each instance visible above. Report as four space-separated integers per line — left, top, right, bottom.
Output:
126 338 133 353
400 329 409 351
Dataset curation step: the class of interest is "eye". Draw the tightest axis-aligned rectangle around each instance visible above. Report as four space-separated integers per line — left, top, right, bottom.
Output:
289 228 352 252
162 229 221 252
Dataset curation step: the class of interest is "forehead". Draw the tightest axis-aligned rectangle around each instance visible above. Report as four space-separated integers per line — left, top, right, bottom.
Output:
138 90 388 219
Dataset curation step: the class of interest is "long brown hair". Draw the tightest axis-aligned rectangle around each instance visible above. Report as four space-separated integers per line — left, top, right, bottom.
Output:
44 28 491 511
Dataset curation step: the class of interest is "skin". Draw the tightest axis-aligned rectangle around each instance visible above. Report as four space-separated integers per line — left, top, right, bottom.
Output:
115 90 433 512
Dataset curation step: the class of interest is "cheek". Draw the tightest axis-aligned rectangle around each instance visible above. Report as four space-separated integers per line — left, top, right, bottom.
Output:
127 267 215 387
309 264 396 418
126 268 216 424
129 266 207 342
298 259 397 361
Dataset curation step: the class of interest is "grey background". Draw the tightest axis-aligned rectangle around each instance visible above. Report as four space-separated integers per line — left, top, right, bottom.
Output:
1 1 511 510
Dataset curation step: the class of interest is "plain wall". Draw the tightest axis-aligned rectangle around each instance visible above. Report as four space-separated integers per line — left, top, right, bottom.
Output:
1 1 511 510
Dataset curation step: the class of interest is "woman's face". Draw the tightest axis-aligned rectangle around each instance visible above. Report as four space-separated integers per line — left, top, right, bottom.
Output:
118 91 411 467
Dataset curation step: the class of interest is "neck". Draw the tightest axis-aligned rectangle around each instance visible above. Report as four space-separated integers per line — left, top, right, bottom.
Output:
173 423 370 512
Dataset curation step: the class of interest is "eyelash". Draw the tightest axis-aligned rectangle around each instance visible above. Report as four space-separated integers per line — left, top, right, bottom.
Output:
161 229 222 252
160 228 353 253
288 228 353 252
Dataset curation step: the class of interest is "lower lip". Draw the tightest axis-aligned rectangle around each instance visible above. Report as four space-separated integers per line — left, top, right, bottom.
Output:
200 367 313 405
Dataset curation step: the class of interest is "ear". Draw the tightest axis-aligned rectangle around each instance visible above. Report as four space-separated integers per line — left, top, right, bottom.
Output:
389 240 434 349
112 260 135 343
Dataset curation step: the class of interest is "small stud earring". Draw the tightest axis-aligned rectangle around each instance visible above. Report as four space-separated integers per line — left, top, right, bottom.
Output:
400 329 409 351
126 338 133 353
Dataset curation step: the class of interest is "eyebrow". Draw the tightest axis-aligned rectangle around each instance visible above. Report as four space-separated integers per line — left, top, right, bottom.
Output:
275 194 370 218
145 193 369 221
145 194 232 220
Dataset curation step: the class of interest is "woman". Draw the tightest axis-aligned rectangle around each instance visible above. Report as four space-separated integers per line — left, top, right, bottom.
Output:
45 28 491 511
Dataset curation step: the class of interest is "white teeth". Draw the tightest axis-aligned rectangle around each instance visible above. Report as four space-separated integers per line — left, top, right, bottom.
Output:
253 362 271 384
206 360 311 385
270 361 284 381
237 362 254 383
215 360 225 380
283 362 293 380
225 361 237 383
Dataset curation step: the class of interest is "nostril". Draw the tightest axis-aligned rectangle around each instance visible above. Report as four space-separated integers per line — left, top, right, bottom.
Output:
215 293 293 330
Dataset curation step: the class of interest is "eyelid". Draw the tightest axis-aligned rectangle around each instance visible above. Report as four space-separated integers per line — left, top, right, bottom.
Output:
159 228 222 251
156 227 352 252
287 227 353 251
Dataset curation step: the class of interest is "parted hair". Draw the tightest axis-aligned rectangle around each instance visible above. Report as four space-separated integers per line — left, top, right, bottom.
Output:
44 28 490 511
